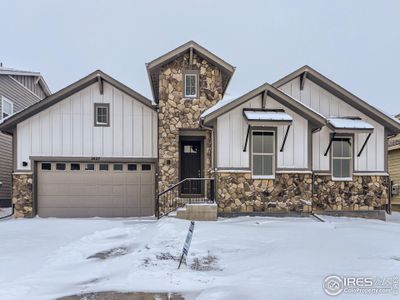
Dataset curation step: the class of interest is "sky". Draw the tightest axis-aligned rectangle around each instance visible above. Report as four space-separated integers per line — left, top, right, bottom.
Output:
1 0 399 114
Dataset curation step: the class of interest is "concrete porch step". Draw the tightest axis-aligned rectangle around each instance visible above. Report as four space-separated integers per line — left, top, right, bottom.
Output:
176 203 217 221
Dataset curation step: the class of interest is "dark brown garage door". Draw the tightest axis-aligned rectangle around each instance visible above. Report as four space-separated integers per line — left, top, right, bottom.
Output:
37 162 155 218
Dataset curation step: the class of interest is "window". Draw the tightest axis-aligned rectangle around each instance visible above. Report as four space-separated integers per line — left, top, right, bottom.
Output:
184 145 198 153
71 163 80 171
41 163 52 170
141 164 151 171
113 164 123 171
99 164 109 171
85 163 95 171
251 131 274 178
332 137 352 179
94 103 110 126
184 73 197 98
127 164 137 171
56 163 66 171
1 97 13 120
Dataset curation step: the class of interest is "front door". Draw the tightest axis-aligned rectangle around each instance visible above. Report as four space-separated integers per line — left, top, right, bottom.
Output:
180 140 202 196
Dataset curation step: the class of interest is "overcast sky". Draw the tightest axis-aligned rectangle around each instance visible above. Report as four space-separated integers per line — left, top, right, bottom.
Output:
1 0 399 114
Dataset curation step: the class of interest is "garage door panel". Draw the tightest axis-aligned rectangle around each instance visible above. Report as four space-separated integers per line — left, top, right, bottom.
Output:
125 173 141 184
140 206 154 217
140 172 154 184
38 162 155 218
112 173 126 184
39 196 76 208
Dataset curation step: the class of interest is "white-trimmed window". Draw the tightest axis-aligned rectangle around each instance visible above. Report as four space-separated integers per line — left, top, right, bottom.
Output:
332 136 352 180
1 97 13 120
184 73 197 98
94 103 110 126
252 131 275 178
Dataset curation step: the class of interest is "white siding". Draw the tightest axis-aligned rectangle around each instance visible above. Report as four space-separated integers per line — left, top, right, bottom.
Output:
280 78 386 172
217 95 309 169
17 82 157 170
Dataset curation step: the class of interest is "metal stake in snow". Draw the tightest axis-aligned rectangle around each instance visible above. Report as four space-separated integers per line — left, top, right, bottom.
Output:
178 221 195 269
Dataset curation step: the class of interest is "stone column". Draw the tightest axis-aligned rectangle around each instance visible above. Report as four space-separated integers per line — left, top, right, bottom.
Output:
12 173 33 218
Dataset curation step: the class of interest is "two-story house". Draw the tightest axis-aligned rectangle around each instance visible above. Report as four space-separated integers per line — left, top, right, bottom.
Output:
0 66 50 207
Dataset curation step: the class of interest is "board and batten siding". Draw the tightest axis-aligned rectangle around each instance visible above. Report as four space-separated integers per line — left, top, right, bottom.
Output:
217 94 309 170
17 81 157 171
279 78 385 172
11 75 47 99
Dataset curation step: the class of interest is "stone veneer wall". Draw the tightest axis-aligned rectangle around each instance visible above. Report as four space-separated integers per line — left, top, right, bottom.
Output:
158 53 223 212
216 172 313 213
12 173 33 218
216 172 389 214
313 175 389 211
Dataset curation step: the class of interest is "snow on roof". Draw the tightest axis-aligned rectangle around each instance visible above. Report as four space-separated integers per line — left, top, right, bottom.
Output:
327 117 374 130
244 110 292 122
0 66 41 77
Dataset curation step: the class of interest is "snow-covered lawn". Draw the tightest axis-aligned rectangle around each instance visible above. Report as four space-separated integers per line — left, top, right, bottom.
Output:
0 215 400 300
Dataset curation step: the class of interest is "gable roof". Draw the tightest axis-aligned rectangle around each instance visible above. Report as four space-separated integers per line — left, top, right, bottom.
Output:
273 65 400 134
0 66 51 97
201 82 326 128
0 70 154 134
146 41 236 104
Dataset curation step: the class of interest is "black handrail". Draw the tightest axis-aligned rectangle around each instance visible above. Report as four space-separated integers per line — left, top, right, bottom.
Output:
158 178 215 219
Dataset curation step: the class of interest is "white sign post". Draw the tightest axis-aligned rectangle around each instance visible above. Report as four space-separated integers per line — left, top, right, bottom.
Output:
178 221 195 269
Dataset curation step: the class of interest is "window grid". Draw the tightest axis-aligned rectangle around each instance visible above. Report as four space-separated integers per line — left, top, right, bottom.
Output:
184 74 197 97
251 131 275 178
331 137 352 179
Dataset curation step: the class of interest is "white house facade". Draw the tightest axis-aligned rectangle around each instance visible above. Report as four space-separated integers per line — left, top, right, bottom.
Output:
1 41 399 219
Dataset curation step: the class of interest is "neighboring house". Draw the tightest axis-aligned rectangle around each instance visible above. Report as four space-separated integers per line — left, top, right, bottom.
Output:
0 67 50 207
388 114 400 211
0 41 399 219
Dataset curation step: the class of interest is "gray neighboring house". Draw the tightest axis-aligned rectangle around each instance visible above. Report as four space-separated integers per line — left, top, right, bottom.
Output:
0 67 50 207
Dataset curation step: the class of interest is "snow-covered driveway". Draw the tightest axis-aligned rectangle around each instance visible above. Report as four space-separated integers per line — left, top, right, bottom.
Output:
0 215 399 300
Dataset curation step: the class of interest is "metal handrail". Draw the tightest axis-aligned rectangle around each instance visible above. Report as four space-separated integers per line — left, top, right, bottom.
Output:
158 177 213 196
157 177 215 218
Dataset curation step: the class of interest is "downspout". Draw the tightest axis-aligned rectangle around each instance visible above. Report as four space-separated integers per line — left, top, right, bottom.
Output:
310 126 322 215
200 119 216 202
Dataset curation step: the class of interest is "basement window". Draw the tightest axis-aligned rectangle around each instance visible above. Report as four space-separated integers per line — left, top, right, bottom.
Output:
184 72 198 98
94 103 110 126
332 136 352 180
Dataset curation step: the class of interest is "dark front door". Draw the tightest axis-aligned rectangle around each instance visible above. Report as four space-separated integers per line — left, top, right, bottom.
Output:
180 140 202 196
